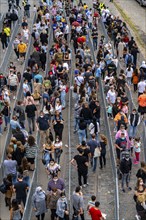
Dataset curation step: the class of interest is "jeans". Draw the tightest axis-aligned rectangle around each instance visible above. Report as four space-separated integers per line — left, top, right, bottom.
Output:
4 116 10 127
78 171 87 186
28 82 33 93
121 173 130 189
93 38 97 50
12 174 17 184
129 125 137 138
74 117 79 131
27 117 35 133
78 129 86 144
73 207 85 220
93 157 98 172
24 10 30 18
61 91 66 108
127 77 132 85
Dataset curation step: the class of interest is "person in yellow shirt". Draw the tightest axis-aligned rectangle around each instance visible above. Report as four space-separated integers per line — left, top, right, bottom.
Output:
17 40 27 62
4 26 11 43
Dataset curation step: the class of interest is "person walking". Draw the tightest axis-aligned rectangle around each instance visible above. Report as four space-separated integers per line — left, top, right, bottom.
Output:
99 134 107 169
0 30 8 52
25 135 37 171
13 36 20 60
89 201 105 220
46 188 60 220
10 199 23 220
25 99 37 134
13 174 29 206
120 152 132 193
3 154 17 184
32 186 47 220
71 148 89 187
56 192 69 220
128 109 140 138
72 186 85 220
36 111 50 144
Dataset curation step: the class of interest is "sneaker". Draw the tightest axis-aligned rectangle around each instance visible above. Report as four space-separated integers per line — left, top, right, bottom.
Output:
17 58 19 61
4 127 7 131
122 188 125 193
128 187 132 191
134 161 139 165
82 184 87 188
13 96 16 100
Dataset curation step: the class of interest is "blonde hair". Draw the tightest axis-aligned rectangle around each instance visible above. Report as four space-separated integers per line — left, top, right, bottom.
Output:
100 134 108 145
137 193 146 203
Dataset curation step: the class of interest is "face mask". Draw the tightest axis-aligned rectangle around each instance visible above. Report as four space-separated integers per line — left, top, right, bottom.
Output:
40 115 43 118
14 144 17 150
53 179 58 182
140 182 143 185
121 137 125 140
56 139 59 142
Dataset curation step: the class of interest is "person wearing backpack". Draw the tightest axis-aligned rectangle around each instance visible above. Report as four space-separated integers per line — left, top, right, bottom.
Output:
10 199 23 220
125 53 134 67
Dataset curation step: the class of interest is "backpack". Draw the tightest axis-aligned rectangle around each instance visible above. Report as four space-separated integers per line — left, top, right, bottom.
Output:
0 183 7 194
127 54 132 64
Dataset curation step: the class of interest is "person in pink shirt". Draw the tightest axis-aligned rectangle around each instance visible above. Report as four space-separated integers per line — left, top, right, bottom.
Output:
115 124 130 149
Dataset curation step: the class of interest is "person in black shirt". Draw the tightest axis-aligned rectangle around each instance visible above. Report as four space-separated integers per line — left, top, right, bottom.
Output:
91 27 98 51
77 141 91 161
14 175 29 206
71 148 89 187
25 101 37 134
36 111 50 144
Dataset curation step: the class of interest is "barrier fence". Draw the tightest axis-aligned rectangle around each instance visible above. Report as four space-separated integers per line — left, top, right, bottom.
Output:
0 12 22 73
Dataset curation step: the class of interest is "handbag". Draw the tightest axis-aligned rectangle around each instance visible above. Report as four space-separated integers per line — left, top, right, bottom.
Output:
94 147 101 158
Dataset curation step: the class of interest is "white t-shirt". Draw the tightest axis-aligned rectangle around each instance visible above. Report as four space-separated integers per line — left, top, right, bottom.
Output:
107 90 116 104
23 83 30 93
125 67 133 78
8 74 18 86
75 75 84 86
138 81 146 93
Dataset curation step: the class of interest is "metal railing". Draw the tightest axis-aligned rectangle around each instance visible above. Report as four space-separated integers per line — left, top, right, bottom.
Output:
0 13 21 73
88 27 120 220
0 13 5 32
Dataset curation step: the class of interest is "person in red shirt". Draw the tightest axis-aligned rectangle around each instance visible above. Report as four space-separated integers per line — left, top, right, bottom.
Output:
89 201 105 220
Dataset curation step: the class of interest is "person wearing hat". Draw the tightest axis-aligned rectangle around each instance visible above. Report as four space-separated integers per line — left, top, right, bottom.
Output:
32 186 47 220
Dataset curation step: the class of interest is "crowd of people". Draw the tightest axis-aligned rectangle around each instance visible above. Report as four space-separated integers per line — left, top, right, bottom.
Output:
0 0 146 220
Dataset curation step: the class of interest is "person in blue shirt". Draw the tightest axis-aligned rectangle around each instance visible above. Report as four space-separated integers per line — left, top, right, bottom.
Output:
34 73 43 83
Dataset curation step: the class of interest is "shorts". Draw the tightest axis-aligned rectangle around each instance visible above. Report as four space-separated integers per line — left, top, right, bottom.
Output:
19 52 26 57
27 158 35 164
10 85 17 91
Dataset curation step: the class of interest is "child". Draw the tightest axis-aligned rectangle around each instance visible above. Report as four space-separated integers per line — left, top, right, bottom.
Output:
121 104 128 117
133 137 141 164
107 104 113 119
87 195 96 211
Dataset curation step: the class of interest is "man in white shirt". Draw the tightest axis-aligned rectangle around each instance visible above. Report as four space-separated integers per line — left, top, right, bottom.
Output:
138 78 146 96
